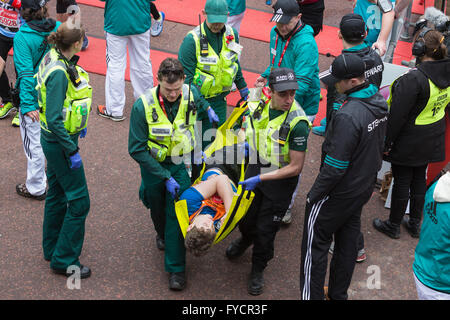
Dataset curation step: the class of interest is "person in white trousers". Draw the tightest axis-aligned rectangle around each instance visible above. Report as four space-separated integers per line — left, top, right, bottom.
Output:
13 0 61 200
97 0 154 122
18 112 47 200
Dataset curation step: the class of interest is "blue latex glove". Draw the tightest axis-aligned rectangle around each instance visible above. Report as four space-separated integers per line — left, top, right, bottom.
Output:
69 152 82 170
207 107 219 124
165 177 180 199
239 87 249 101
239 175 261 191
79 128 87 139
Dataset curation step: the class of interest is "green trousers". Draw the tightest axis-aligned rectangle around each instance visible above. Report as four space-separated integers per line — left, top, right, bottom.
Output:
41 137 90 270
199 95 227 150
139 161 191 273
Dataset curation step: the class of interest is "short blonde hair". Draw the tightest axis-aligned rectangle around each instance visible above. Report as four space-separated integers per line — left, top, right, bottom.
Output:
185 225 216 256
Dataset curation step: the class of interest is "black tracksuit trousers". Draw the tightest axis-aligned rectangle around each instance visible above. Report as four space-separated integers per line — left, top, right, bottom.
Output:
300 185 373 300
238 188 289 273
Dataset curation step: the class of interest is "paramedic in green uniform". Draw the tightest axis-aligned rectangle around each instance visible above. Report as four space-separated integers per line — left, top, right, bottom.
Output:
128 58 213 291
226 68 311 295
38 22 92 279
178 0 249 150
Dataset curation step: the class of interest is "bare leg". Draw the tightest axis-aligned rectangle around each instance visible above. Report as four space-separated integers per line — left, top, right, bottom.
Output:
193 175 235 213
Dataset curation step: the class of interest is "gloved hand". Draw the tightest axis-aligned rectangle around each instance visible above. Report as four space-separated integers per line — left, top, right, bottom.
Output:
207 107 219 124
69 152 82 170
239 141 249 157
193 151 207 165
239 87 249 101
165 177 180 199
239 175 261 191
79 128 87 139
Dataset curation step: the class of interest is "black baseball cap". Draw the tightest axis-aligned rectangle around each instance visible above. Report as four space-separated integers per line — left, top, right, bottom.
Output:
21 0 49 11
270 0 300 24
268 68 298 92
340 13 367 42
320 53 366 86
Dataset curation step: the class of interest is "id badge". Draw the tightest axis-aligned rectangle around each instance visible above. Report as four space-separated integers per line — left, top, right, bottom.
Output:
227 41 243 55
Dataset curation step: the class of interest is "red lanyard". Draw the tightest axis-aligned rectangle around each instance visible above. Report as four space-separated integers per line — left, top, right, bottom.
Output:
271 24 303 68
158 91 168 118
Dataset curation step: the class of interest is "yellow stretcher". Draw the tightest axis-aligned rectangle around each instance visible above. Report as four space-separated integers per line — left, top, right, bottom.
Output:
175 100 255 244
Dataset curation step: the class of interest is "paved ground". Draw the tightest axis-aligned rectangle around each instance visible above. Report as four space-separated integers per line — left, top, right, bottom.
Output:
0 0 422 300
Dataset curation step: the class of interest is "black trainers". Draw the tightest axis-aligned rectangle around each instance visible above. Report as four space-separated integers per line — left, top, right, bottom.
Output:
16 183 46 201
402 216 421 238
169 272 186 291
373 218 400 239
225 237 252 260
248 270 264 296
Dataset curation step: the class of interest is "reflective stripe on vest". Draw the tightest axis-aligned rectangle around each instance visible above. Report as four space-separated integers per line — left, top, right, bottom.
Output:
141 84 196 162
37 48 92 135
416 80 450 125
245 95 310 167
189 24 239 98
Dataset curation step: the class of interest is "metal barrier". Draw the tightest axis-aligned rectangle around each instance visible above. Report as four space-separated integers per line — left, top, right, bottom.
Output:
384 2 412 63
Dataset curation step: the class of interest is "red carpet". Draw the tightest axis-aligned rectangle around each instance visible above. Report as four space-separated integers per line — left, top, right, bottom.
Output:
7 36 260 113
76 0 343 57
392 40 413 65
10 1 421 127
412 0 435 15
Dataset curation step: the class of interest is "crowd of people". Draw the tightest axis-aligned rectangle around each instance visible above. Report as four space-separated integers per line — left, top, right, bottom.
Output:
0 0 449 300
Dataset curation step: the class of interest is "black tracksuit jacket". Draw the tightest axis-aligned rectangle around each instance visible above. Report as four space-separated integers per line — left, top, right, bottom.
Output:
308 83 389 203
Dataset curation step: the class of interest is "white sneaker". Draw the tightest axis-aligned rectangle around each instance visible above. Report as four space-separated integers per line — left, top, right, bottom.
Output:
151 12 165 37
282 208 292 224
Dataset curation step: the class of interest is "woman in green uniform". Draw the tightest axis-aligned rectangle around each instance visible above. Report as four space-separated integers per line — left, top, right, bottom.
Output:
37 22 92 279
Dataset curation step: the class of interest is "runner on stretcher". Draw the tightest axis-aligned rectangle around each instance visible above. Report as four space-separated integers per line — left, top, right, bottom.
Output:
180 166 238 256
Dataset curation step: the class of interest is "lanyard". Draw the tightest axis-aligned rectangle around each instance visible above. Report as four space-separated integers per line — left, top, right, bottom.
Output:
158 91 168 119
271 24 304 68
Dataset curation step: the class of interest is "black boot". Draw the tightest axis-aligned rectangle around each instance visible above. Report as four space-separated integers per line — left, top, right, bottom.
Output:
52 264 91 279
373 218 400 239
248 269 264 296
156 234 165 251
226 237 252 259
169 271 186 291
402 216 421 238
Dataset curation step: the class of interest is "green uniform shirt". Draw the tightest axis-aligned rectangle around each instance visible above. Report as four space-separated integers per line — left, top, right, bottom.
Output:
268 109 309 152
40 69 79 156
128 85 208 180
178 22 247 107
100 0 151 36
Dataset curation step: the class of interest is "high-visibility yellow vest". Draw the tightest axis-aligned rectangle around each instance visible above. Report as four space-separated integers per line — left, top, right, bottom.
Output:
141 85 196 162
37 48 92 135
416 79 450 125
387 72 450 126
244 89 311 168
189 23 239 99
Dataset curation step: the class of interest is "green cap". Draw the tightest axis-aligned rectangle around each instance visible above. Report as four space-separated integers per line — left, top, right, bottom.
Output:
205 0 228 24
